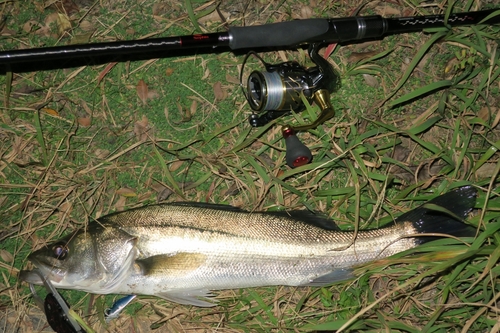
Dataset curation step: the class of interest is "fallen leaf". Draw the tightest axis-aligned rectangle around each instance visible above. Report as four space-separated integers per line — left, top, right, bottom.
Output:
0 249 13 263
79 20 93 32
97 62 118 84
116 187 137 197
491 107 500 128
44 13 59 30
323 43 337 59
71 32 92 45
363 74 379 88
391 145 410 162
147 89 159 100
387 146 444 184
174 100 192 123
348 51 380 63
94 148 109 159
12 84 38 95
213 81 227 101
151 182 166 193
223 183 240 196
157 187 173 202
152 2 170 16
58 201 72 218
1 27 17 36
201 67 210 80
57 13 72 35
164 106 169 121
114 196 127 212
36 25 52 38
151 182 173 202
134 115 149 141
23 20 38 33
477 106 490 123
42 108 60 116
138 191 153 202
169 160 184 172
475 163 498 179
259 153 275 168
189 100 197 118
444 57 460 75
80 99 93 115
61 0 80 16
416 54 430 74
77 117 91 127
205 180 217 202
375 5 401 16
165 68 174 76
300 5 313 19
136 79 149 105
225 74 239 84
198 10 224 24
402 8 414 17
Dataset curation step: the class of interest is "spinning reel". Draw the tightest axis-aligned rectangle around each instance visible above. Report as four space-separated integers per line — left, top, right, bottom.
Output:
241 44 340 168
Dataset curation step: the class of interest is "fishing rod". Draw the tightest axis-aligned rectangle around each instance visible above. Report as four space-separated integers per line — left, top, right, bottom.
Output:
1 9 499 167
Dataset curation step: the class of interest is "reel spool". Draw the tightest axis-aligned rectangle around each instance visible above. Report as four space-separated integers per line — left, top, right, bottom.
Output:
240 44 340 168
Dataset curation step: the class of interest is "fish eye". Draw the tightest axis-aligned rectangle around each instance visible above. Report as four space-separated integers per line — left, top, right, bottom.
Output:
52 243 69 260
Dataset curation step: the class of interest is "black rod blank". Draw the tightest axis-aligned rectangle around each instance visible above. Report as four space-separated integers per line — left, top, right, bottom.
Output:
0 33 231 65
228 9 499 48
0 9 498 72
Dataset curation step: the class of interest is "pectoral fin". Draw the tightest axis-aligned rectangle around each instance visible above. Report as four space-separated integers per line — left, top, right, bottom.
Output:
136 252 206 276
157 289 217 307
135 253 214 306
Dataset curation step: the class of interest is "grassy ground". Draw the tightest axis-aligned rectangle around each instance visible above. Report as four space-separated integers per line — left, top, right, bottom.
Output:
1 0 500 332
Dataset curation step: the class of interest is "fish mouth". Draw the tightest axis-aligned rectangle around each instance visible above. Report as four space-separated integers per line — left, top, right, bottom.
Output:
20 257 65 285
19 269 44 285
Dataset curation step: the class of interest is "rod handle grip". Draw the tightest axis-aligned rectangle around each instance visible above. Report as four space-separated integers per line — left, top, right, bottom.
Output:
229 19 329 49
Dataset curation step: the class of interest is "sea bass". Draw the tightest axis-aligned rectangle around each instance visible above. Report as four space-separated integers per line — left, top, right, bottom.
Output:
20 186 477 307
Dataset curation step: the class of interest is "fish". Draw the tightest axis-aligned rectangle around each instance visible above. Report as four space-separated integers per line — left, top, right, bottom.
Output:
20 186 477 307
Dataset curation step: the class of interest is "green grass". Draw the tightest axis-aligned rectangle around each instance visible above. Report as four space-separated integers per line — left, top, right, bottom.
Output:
1 0 500 332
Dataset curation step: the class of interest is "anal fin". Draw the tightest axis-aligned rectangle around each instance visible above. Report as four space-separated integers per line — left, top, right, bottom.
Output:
158 289 217 307
302 268 353 286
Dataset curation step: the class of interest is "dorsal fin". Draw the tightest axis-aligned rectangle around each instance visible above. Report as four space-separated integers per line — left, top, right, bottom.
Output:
166 202 245 212
265 210 340 230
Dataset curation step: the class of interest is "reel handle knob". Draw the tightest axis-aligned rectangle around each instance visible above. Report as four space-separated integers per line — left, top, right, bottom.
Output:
282 126 312 168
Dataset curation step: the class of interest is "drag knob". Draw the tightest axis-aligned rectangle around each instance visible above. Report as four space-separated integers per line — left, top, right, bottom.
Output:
282 126 312 168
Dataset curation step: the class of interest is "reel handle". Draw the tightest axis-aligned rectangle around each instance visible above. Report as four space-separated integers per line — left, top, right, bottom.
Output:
291 89 335 132
282 89 333 168
282 126 313 168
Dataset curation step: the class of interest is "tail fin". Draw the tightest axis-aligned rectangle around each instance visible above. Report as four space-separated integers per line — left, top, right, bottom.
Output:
396 186 477 243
